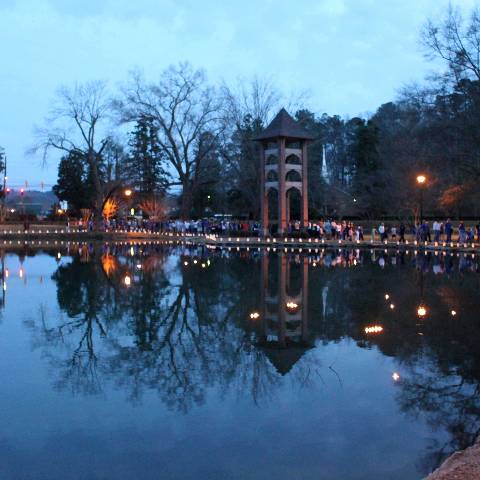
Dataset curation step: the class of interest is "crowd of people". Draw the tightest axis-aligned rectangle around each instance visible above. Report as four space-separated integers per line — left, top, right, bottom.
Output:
101 218 259 235
72 216 480 243
376 220 480 243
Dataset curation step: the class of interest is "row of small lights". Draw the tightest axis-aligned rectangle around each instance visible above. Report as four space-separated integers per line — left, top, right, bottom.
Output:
1 229 479 250
1 233 479 257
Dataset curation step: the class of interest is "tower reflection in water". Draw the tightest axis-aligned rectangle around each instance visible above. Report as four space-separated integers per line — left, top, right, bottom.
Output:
258 253 311 375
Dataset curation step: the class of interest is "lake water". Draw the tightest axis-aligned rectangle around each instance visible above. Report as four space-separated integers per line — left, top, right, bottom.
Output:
1 242 479 480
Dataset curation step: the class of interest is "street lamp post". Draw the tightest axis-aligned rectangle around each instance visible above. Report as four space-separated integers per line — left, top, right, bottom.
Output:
416 175 426 224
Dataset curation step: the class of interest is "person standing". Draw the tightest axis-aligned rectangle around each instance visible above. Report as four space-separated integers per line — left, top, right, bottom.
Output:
356 225 364 241
391 225 397 240
427 222 432 242
378 223 386 241
433 220 441 242
399 222 406 243
459 222 466 243
445 219 453 243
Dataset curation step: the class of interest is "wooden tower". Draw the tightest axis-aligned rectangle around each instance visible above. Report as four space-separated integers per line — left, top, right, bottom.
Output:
254 109 314 236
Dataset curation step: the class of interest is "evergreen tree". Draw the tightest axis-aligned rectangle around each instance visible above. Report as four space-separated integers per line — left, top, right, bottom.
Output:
53 151 95 214
125 116 168 195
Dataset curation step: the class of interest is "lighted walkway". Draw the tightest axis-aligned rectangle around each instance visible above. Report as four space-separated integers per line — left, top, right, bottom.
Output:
0 227 479 253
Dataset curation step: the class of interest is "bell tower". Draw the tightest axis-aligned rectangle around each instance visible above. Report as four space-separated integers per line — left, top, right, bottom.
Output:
254 109 314 236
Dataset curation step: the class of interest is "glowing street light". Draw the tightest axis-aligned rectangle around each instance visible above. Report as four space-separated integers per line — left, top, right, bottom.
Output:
249 312 260 320
416 175 426 185
124 188 132 197
392 372 400 382
124 275 131 286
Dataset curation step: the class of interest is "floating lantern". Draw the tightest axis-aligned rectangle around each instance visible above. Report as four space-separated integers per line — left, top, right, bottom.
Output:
364 325 383 334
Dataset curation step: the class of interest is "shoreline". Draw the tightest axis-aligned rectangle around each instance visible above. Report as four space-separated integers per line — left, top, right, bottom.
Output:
0 230 479 253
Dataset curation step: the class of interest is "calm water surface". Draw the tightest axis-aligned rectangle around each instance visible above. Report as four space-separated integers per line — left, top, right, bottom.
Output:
1 243 479 480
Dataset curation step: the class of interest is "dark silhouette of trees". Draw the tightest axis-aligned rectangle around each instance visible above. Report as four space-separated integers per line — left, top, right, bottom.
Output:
115 63 224 218
53 151 95 214
123 115 168 196
35 5 480 221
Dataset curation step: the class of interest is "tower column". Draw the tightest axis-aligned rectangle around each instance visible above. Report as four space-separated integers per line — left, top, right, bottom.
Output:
301 257 309 343
286 190 290 225
260 253 268 343
260 145 268 236
278 138 287 235
301 141 309 229
278 254 287 348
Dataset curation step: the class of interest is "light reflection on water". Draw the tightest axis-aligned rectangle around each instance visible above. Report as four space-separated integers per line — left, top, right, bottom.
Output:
0 243 479 480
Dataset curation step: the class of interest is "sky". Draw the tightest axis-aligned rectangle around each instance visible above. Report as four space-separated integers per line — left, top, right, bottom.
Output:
0 0 476 188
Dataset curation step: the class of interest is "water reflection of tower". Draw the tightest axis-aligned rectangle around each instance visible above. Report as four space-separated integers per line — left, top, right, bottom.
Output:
259 253 311 374
0 250 5 309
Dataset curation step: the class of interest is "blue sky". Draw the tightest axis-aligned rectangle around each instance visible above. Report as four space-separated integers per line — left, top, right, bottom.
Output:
0 0 475 188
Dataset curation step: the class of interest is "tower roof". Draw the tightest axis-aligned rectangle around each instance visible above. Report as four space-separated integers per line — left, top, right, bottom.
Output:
262 343 312 375
253 108 315 141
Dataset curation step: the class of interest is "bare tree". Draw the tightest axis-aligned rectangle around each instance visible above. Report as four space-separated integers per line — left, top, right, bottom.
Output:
222 75 283 129
219 77 308 217
115 63 223 218
221 75 308 131
30 81 111 227
422 5 480 82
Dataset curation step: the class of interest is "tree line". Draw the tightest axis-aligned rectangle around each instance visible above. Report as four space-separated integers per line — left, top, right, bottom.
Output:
31 5 480 222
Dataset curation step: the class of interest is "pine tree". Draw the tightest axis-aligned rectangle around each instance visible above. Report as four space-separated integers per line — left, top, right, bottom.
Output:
125 116 168 195
53 151 95 214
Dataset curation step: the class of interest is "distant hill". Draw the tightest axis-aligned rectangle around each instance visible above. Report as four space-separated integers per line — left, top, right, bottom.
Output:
5 190 58 214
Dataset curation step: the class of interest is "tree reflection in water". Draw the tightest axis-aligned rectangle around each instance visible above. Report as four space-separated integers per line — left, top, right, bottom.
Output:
23 244 480 474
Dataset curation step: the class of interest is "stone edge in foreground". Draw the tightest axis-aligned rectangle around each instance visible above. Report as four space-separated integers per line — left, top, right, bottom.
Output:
426 438 480 480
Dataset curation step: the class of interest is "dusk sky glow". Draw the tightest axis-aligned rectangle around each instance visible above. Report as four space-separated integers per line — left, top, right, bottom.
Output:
0 0 475 187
